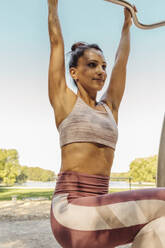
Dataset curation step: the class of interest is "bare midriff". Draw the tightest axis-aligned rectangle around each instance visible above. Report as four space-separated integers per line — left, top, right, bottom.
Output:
60 142 114 177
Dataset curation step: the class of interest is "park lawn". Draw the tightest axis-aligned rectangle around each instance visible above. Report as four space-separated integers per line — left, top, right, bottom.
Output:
0 188 131 201
132 183 155 187
0 188 54 201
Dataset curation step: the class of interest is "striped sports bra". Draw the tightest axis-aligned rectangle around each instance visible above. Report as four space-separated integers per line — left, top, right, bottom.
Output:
58 96 118 149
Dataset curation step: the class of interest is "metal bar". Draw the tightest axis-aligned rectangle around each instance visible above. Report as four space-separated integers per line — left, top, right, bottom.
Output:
104 0 165 29
157 115 165 187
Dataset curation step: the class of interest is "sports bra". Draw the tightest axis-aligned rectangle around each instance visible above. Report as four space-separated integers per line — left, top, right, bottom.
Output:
58 96 118 149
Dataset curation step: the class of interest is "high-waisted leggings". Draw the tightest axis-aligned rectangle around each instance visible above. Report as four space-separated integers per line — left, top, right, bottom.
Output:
50 171 165 248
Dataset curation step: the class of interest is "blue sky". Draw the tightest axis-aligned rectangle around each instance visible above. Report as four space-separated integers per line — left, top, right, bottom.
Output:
0 0 165 174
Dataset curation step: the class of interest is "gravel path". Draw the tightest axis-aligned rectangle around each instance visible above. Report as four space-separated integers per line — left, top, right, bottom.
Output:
0 200 131 248
0 219 61 248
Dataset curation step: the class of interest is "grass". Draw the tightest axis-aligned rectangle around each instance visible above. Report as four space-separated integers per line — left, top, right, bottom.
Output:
132 183 155 187
0 187 54 201
109 188 130 193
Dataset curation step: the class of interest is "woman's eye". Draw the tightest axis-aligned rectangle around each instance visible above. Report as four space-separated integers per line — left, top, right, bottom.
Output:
102 65 106 70
88 63 97 68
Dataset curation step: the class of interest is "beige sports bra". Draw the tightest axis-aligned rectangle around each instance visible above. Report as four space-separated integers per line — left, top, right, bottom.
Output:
58 96 118 149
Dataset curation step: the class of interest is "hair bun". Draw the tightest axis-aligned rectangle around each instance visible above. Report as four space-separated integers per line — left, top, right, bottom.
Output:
71 42 87 52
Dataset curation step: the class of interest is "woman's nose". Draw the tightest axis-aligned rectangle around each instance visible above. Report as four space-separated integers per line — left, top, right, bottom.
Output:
97 65 103 74
97 65 106 76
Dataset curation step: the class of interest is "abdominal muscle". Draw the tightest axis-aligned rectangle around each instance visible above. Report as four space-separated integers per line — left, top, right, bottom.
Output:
60 142 115 177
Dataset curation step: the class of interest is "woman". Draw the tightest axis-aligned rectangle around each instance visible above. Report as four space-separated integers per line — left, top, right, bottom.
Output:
48 1 165 247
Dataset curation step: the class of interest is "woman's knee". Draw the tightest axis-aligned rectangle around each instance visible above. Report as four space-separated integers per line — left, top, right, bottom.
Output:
132 217 165 248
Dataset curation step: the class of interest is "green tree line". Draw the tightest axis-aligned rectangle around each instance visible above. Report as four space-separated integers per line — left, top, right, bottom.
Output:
0 149 56 186
111 172 130 178
21 166 55 182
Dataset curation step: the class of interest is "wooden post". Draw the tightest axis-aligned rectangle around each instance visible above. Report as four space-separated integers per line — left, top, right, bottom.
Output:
157 115 165 187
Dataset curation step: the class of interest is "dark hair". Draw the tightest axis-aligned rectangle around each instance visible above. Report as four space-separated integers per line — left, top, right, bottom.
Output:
69 42 103 69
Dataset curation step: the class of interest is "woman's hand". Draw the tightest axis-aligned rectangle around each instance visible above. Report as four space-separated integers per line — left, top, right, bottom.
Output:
124 6 137 28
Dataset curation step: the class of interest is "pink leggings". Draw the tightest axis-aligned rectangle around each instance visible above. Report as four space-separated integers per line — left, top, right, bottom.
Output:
50 171 165 248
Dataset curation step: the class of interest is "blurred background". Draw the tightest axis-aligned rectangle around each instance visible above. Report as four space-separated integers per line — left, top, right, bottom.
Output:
0 0 165 174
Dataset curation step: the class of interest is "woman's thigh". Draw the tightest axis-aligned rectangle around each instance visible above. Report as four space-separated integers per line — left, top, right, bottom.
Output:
51 188 165 248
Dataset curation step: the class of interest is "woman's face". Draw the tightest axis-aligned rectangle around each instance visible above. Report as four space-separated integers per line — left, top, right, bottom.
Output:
70 48 107 93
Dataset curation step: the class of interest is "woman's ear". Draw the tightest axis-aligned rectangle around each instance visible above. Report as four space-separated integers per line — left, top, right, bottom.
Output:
70 67 78 81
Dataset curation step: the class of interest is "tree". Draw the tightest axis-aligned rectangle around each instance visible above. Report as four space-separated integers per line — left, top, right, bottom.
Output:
16 170 28 183
129 155 157 182
0 149 22 185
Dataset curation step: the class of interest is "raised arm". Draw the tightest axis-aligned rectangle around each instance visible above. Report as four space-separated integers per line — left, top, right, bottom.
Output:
101 7 137 122
48 1 77 128
48 0 66 107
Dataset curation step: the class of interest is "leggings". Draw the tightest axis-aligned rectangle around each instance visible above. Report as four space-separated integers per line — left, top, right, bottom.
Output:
50 171 165 248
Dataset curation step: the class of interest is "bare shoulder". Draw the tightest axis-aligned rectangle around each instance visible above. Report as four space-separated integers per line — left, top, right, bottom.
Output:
52 86 77 128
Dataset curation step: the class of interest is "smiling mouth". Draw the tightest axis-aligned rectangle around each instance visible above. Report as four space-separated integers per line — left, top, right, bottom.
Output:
93 78 104 81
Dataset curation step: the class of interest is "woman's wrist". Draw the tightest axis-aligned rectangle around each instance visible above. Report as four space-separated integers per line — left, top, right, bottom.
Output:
122 22 131 34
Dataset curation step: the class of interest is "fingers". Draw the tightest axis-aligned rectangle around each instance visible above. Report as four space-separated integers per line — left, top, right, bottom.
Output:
124 7 132 17
124 5 138 14
133 5 138 12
